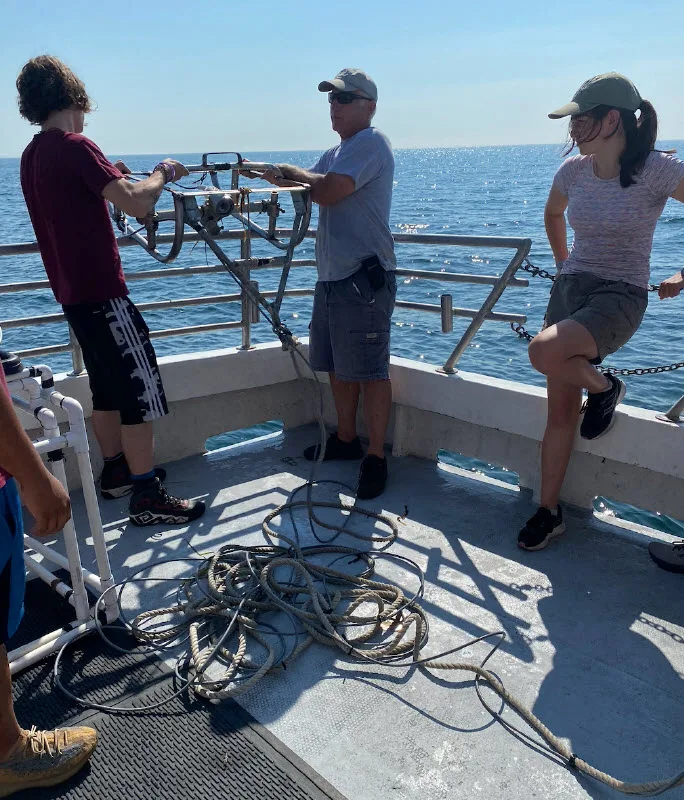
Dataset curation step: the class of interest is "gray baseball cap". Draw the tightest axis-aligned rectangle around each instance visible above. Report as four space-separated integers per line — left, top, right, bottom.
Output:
548 72 642 119
318 68 377 101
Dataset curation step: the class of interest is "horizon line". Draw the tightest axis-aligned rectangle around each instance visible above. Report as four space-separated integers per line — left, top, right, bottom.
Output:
1 138 683 160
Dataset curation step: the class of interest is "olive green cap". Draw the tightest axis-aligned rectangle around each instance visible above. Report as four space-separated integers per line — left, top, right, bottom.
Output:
549 72 642 119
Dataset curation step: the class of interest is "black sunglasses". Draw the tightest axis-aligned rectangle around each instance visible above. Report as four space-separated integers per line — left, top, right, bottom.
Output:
328 91 371 105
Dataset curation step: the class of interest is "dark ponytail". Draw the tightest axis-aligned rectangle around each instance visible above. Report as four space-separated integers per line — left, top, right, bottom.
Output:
618 100 658 187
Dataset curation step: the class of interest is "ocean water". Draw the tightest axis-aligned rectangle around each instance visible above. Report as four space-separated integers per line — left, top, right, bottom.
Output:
1 144 683 531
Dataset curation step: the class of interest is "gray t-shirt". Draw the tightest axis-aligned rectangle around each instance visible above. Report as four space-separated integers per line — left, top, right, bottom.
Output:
310 127 396 282
553 151 684 288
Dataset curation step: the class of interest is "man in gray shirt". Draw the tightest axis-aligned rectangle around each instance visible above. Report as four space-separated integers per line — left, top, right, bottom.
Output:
255 68 396 499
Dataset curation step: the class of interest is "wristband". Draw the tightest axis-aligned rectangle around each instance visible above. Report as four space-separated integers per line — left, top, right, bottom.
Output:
152 163 169 183
153 162 175 183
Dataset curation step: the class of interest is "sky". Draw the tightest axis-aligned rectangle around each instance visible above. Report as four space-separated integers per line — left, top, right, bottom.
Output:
1 0 683 157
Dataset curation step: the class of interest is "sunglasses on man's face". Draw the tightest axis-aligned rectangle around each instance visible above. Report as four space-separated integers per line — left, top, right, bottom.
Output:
328 91 371 105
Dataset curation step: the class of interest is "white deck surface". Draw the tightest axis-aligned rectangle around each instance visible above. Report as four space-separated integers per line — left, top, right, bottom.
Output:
59 425 684 800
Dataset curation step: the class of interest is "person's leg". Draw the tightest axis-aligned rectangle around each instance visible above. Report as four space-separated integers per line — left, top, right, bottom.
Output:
528 319 609 393
518 377 577 551
73 297 201 525
540 377 583 510
0 481 23 759
329 374 361 443
328 270 396 499
519 321 592 550
304 282 364 462
1 640 97 791
530 317 629 441
120 421 154 476
362 379 392 458
0 645 21 760
91 410 123 458
0 480 97 794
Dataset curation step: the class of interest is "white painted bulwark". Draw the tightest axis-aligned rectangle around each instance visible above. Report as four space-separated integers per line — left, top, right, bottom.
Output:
17 341 684 521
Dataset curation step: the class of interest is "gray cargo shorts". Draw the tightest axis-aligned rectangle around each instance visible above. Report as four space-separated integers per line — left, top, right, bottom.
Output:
309 268 397 381
544 272 648 363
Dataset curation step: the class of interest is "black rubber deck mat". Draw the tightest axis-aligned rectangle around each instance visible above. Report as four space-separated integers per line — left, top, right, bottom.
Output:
8 577 348 800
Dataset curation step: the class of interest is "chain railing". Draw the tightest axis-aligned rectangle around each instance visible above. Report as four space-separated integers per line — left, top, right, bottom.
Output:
518 258 663 293
511 259 684 378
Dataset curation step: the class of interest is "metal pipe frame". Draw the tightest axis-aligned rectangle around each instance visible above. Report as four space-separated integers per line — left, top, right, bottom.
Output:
116 191 186 264
186 221 289 344
112 161 312 264
0 258 319 294
395 300 526 324
0 228 534 257
240 230 252 349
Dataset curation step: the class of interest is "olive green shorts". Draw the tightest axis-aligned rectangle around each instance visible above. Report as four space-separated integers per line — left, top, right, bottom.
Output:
544 272 648 363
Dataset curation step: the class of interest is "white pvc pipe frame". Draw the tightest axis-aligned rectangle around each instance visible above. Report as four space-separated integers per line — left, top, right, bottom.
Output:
5 366 118 675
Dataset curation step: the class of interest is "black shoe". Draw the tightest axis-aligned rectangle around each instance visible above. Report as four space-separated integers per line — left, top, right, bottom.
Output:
100 458 167 499
518 506 565 551
648 540 684 573
356 455 388 500
303 433 364 462
580 373 626 440
1 349 23 377
128 478 205 527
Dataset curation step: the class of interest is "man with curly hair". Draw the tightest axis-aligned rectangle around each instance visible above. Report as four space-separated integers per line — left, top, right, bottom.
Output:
16 55 205 528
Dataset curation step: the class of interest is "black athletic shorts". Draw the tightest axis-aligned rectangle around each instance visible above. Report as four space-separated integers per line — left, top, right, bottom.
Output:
62 297 169 426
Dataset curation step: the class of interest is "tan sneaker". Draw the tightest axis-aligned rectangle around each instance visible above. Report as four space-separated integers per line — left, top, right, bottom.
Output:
0 725 97 797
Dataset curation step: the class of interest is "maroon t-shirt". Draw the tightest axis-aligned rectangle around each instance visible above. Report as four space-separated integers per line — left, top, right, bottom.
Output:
20 130 128 305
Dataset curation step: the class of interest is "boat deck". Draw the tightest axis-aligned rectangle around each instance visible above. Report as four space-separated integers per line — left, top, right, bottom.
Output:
43 425 684 799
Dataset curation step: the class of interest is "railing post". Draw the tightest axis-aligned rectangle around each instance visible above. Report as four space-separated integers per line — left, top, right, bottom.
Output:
240 233 252 350
68 325 85 375
440 294 453 333
656 394 684 424
249 281 260 324
440 240 531 374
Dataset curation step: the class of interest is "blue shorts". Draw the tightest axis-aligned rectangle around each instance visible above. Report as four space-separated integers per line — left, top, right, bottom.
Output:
309 269 397 382
0 479 25 646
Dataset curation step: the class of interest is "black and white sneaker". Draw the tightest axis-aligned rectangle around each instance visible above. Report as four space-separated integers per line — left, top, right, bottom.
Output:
128 478 205 527
580 373 626 440
100 456 167 499
518 506 565 551
648 540 684 573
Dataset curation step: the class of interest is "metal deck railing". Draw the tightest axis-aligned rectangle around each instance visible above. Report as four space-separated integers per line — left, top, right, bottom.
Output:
0 229 531 376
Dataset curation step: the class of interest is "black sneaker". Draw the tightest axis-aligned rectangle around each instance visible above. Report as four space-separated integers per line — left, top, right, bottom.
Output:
648 540 684 573
128 478 205 526
100 458 167 499
303 433 364 462
1 349 23 377
518 506 565 551
356 455 388 500
580 373 626 440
